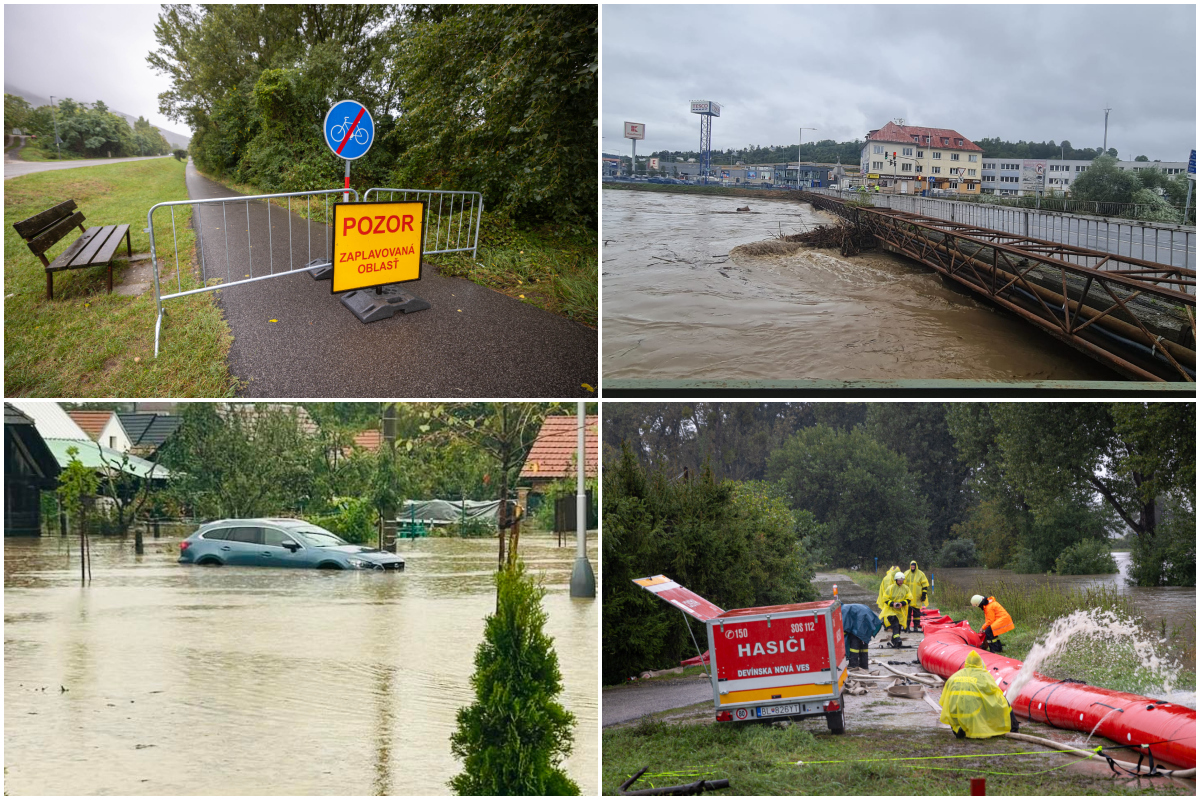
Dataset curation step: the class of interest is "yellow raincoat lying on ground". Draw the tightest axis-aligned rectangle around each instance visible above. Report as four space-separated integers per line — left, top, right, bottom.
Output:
906 562 930 608
938 651 1014 738
877 579 911 625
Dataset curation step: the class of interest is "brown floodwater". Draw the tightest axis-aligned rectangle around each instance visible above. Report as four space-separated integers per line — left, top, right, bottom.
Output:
602 189 1119 380
4 532 597 796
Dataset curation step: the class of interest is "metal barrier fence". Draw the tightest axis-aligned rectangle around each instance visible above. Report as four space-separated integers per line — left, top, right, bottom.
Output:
810 188 1195 273
147 187 359 356
363 188 483 258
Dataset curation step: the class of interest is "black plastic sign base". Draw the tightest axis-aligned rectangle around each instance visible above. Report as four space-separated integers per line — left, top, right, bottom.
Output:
341 284 431 323
307 258 333 280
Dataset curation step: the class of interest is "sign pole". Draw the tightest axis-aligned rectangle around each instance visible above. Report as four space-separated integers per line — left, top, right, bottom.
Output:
344 159 350 203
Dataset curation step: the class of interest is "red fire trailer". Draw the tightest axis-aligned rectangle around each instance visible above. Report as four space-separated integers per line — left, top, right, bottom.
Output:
634 575 848 733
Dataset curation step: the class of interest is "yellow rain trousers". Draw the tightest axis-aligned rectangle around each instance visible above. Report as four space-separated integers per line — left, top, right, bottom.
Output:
905 563 930 608
938 651 1014 739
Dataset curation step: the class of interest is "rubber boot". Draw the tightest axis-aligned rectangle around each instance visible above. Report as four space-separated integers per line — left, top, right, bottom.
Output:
1010 712 1020 733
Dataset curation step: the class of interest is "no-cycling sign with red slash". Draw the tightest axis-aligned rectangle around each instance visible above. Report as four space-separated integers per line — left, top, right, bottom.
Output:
332 201 426 294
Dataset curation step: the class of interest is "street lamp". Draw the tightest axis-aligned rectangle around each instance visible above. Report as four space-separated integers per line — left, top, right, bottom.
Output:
50 95 60 160
797 127 817 188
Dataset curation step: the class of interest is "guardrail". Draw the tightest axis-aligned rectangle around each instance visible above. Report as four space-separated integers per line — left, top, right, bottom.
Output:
363 187 483 258
809 188 1195 272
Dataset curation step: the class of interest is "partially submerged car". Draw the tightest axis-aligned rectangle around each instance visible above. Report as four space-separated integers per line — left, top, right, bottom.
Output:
178 518 404 571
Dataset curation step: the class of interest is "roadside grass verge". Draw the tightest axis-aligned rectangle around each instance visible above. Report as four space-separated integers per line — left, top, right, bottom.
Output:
602 719 1189 796
15 145 90 162
196 168 598 327
5 157 236 396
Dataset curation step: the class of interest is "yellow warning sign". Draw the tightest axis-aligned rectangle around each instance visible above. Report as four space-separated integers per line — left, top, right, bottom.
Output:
332 201 425 293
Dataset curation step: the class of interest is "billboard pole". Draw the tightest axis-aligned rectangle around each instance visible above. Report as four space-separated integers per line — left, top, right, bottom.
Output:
624 121 645 178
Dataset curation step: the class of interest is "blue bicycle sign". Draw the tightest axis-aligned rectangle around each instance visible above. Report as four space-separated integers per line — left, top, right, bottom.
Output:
323 100 374 160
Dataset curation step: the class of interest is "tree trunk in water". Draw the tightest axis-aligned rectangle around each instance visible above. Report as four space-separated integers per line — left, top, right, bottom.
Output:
508 517 520 569
135 523 144 555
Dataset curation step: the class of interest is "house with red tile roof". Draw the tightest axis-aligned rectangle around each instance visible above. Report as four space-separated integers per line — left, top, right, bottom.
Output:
67 410 132 452
519 414 597 493
861 122 983 194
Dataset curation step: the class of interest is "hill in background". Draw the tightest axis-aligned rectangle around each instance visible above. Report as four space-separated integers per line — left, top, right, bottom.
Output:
4 84 191 150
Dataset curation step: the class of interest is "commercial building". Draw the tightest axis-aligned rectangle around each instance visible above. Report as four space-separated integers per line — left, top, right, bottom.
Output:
861 122 984 194
980 158 1190 197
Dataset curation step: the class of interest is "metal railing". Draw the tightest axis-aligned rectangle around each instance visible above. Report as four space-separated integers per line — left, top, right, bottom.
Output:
809 188 1195 272
363 188 483 258
827 187 1192 222
147 187 359 356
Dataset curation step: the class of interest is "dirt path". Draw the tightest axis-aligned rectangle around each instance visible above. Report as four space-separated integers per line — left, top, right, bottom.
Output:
4 152 171 180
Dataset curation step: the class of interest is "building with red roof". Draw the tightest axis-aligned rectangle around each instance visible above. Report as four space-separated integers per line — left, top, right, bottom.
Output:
861 121 983 194
519 414 597 493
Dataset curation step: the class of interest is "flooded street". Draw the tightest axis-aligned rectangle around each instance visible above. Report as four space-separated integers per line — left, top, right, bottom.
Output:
602 189 1116 380
4 533 598 796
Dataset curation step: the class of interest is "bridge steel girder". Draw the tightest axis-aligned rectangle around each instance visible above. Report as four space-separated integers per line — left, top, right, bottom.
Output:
799 192 1196 382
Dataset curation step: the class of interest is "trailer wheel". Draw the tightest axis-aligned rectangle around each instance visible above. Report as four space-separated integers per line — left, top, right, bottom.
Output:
826 710 845 735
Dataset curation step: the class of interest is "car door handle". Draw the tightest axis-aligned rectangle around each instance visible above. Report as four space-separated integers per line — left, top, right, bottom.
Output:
220 546 231 551
260 551 272 557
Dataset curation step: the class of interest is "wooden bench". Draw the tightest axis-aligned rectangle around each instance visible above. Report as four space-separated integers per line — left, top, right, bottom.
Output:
12 200 131 300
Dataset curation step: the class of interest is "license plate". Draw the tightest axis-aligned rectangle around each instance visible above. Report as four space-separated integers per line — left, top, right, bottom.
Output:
757 703 800 718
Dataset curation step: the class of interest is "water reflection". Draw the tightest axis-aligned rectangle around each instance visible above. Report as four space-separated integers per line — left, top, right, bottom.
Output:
4 532 598 795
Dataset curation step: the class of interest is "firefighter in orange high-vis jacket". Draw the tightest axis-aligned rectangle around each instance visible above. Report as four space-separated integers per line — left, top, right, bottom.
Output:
971 595 1014 653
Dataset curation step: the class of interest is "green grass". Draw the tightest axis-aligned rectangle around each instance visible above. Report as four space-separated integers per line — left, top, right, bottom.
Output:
5 158 236 396
603 719 1189 796
198 168 598 328
15 145 91 162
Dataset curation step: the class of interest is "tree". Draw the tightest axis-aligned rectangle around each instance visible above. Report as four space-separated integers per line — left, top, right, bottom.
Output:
1134 155 1149 162
946 403 1194 585
1069 155 1141 204
766 424 930 567
160 404 317 518
449 561 578 796
57 447 99 583
1107 147 1119 158
94 448 162 549
4 93 31 132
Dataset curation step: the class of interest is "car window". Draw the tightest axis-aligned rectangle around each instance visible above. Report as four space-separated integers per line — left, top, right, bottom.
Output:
201 529 230 541
294 528 348 548
227 527 263 545
262 528 297 548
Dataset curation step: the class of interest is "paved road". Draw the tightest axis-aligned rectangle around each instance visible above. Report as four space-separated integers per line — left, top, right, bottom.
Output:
4 153 172 180
180 164 597 397
603 677 712 727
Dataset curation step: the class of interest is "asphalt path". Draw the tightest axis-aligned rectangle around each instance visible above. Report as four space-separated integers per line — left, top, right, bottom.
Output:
181 164 597 397
4 153 172 180
603 677 712 727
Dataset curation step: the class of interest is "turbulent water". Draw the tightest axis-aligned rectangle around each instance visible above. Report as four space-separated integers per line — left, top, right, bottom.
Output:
4 533 598 795
602 189 1118 381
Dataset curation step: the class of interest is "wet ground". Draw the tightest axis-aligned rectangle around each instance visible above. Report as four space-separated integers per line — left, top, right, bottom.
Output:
4 532 598 795
602 189 1119 381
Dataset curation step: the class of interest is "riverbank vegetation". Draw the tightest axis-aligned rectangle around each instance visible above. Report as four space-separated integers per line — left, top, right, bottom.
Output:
4 158 234 397
602 716 1192 796
149 5 597 320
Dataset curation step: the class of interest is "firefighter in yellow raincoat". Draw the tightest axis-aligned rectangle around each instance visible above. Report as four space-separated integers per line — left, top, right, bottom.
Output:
939 650 1019 738
877 572 911 648
905 560 930 632
877 566 900 607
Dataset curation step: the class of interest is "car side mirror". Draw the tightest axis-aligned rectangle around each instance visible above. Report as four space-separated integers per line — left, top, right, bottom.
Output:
282 541 300 552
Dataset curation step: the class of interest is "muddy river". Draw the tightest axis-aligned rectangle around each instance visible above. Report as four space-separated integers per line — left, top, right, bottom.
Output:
602 189 1117 381
4 533 598 795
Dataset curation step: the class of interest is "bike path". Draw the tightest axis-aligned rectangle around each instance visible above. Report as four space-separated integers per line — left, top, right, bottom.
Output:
182 164 597 397
5 154 171 180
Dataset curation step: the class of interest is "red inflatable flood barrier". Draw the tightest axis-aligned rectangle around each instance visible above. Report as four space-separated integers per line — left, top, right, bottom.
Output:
917 609 1196 769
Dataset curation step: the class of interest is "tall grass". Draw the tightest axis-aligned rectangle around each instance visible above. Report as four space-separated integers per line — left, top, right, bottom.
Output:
933 576 1137 628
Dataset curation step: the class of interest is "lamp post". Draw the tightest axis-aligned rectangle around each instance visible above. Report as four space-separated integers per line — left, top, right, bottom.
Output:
797 127 816 188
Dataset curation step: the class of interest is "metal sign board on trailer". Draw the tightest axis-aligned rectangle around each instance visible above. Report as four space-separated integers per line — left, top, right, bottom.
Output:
631 575 725 621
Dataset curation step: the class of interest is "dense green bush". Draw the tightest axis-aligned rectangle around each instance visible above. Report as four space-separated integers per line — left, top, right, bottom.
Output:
937 537 979 568
1054 538 1118 575
310 497 375 544
1129 500 1196 587
603 445 818 685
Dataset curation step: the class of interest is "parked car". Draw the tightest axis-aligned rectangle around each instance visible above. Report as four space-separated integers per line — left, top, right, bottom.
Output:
178 518 405 571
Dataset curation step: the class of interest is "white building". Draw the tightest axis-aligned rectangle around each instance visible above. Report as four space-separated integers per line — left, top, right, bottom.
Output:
981 158 1189 197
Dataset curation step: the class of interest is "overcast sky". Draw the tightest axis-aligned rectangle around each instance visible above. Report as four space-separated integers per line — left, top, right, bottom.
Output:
4 4 188 136
602 4 1196 162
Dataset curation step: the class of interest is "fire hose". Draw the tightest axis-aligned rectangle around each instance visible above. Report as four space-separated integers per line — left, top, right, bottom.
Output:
1004 732 1197 779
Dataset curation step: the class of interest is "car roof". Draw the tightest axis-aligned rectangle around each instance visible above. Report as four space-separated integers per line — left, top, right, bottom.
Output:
199 518 312 529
